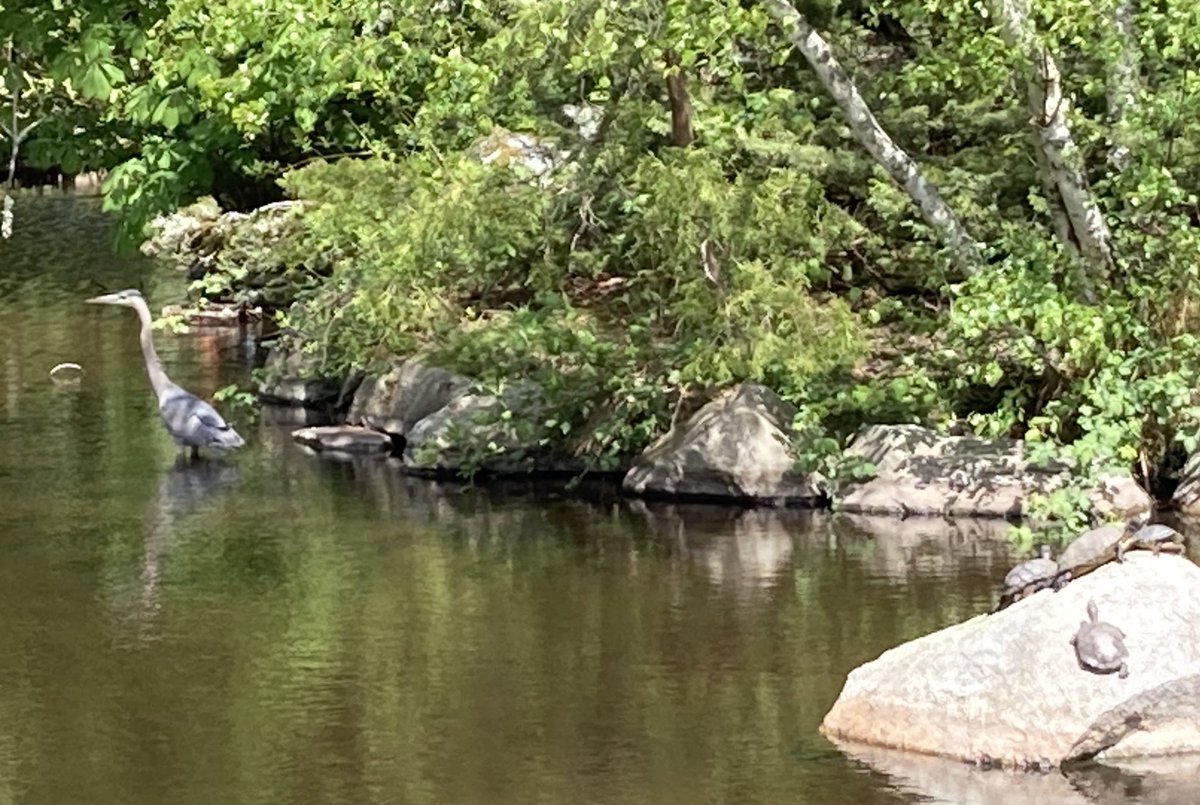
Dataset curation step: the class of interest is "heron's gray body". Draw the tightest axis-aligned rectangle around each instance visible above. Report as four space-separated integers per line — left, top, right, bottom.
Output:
158 383 245 451
87 289 245 456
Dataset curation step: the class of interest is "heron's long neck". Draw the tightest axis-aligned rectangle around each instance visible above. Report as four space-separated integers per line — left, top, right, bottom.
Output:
132 299 172 400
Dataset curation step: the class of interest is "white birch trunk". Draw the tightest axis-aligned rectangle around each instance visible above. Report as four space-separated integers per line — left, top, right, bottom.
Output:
761 0 980 267
991 0 1116 285
1106 0 1139 170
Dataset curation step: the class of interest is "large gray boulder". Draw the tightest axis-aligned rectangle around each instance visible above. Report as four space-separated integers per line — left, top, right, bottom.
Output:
402 385 554 474
468 127 569 188
140 196 224 261
821 552 1200 767
622 383 823 506
347 359 471 438
257 344 342 407
835 425 1151 519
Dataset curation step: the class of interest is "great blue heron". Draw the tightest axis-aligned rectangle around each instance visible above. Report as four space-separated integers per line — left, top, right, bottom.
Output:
87 289 246 458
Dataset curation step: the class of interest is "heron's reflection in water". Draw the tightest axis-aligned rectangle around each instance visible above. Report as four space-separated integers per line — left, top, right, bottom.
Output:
134 457 240 635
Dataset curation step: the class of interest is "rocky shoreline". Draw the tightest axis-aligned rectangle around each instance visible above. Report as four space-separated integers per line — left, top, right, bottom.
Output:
144 189 1198 520
253 342 1155 519
142 196 1169 519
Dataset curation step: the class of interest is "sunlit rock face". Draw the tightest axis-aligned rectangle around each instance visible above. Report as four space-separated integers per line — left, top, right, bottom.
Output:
623 383 823 506
821 552 1200 767
834 424 1152 520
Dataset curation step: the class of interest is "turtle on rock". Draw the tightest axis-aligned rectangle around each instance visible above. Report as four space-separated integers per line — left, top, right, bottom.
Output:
1053 523 1132 590
993 544 1058 612
1119 523 1186 560
1071 600 1129 679
1054 521 1186 590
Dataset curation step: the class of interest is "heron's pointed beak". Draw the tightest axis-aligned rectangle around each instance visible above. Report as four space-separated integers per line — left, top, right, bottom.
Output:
86 293 121 305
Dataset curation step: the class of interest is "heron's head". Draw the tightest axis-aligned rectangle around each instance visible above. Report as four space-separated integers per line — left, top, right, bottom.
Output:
87 289 144 308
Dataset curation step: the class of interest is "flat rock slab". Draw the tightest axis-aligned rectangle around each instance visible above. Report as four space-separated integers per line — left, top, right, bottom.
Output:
623 383 822 506
292 426 393 455
821 552 1200 767
835 424 1151 519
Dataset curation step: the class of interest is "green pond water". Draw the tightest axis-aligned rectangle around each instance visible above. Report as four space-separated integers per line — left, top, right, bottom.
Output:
1 195 1193 804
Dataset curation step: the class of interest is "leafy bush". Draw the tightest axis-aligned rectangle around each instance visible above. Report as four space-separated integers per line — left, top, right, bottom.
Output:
274 143 867 463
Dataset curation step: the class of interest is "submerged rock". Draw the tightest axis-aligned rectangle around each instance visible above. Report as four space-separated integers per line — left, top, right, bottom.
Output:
820 552 1200 767
625 501 808 598
623 384 821 506
835 425 1151 519
347 359 471 438
830 513 1016 584
292 426 392 455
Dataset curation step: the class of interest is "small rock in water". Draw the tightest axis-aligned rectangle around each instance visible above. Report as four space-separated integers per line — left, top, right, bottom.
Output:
291 426 392 455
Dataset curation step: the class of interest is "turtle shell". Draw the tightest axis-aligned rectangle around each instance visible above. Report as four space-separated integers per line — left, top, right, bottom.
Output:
1003 556 1058 593
1130 524 1182 545
1118 523 1186 561
1072 601 1129 677
1056 524 1126 579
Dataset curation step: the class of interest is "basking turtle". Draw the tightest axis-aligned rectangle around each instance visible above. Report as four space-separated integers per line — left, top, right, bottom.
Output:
1071 600 1129 678
1118 523 1187 560
993 544 1057 612
1053 523 1136 589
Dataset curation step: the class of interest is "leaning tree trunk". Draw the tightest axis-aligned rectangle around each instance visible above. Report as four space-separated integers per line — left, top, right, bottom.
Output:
664 50 694 148
761 0 980 268
1106 0 1140 170
991 0 1116 293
